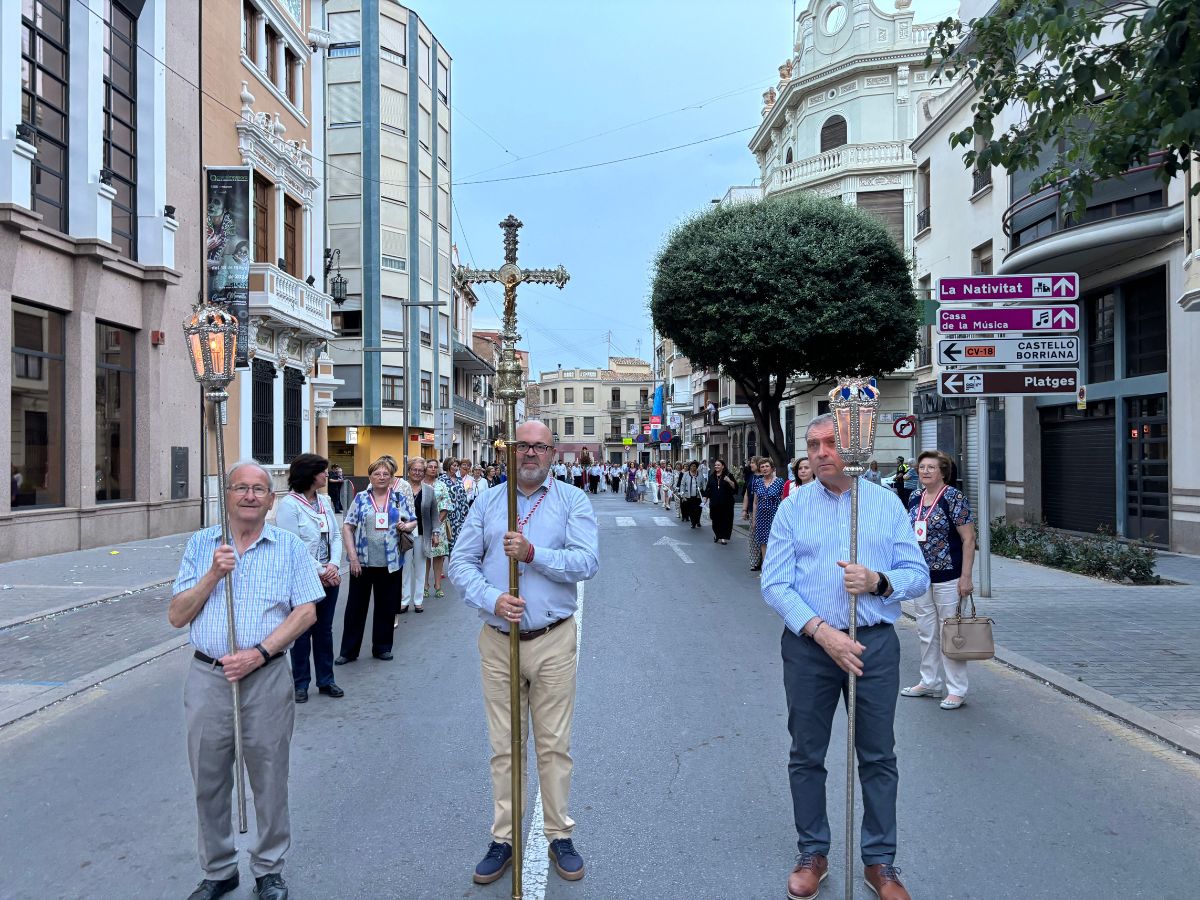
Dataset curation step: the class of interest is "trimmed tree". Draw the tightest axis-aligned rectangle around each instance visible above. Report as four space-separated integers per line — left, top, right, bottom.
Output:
650 192 920 471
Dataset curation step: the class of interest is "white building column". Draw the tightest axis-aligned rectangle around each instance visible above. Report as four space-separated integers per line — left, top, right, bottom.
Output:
273 362 286 466
303 201 313 280
0 0 35 208
135 0 175 267
68 0 115 241
273 39 286 93
274 182 286 267
255 15 268 72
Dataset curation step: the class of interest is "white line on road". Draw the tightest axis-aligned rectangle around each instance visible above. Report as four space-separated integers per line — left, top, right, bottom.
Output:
615 517 636 527
652 516 676 527
654 535 694 564
521 581 585 900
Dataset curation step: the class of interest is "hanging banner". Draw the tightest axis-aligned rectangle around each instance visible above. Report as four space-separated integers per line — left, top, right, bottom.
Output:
205 167 252 367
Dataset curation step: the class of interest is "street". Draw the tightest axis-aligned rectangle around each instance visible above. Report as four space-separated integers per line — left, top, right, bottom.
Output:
1 492 1198 900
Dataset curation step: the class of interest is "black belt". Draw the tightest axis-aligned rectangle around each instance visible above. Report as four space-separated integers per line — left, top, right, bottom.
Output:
490 616 571 642
194 649 284 667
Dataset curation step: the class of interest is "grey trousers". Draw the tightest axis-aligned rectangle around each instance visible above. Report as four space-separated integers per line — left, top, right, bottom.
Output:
184 655 295 879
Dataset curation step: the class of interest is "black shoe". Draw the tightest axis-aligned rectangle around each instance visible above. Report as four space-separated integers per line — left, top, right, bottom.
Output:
549 838 585 881
334 656 354 665
186 874 239 900
254 873 288 900
414 605 424 613
373 651 394 661
318 684 344 698
473 841 513 884
397 604 409 614
293 689 308 704
750 565 762 572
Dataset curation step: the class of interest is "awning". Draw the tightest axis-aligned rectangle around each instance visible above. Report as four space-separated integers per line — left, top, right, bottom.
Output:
453 341 495 376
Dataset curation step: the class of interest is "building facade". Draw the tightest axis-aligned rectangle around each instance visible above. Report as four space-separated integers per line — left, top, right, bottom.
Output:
2 0 202 561
322 1 454 476
533 358 653 465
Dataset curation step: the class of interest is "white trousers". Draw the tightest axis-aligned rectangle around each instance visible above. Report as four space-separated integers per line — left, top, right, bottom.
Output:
913 579 970 697
401 539 428 609
647 481 659 503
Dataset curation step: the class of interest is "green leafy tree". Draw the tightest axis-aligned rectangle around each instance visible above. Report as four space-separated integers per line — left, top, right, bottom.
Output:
650 193 919 471
927 0 1200 209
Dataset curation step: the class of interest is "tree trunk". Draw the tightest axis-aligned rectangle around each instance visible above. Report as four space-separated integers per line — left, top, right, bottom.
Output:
737 372 790 475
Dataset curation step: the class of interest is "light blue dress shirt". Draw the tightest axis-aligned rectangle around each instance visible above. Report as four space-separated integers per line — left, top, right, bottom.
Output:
447 474 600 632
761 479 930 635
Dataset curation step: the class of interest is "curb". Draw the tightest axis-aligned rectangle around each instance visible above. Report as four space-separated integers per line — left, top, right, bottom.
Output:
899 601 1200 758
0 578 174 632
0 634 189 730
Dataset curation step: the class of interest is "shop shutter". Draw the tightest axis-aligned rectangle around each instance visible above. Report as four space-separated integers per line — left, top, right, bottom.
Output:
964 412 980 514
1040 413 1116 533
919 417 937 453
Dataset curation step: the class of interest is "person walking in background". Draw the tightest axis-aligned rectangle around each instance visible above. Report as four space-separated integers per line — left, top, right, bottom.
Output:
422 459 453 598
902 450 977 711
903 460 919 507
742 457 763 569
783 456 814 499
635 463 648 502
864 460 882 485
677 461 703 528
892 456 911 507
745 458 784 574
337 458 415 665
399 458 435 616
326 464 345 515
705 458 738 544
439 458 470 557
275 453 344 704
588 461 601 494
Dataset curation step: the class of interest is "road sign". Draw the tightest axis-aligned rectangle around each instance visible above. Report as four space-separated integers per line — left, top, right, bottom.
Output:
938 305 1078 334
622 437 633 445
938 273 1078 302
658 428 673 441
650 415 661 426
937 336 1080 366
893 415 917 438
938 369 1080 397
669 412 682 428
634 434 648 443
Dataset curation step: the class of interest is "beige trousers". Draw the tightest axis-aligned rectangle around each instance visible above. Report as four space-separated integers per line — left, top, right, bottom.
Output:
478 618 578 843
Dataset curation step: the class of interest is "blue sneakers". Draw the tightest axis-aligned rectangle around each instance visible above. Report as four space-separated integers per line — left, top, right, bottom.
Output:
472 841 513 884
549 838 585 881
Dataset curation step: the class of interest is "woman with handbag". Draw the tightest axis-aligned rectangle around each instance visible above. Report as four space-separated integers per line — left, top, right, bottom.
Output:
901 449 977 710
397 457 434 617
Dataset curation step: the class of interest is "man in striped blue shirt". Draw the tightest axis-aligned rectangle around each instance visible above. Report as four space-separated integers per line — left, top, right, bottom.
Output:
762 415 928 900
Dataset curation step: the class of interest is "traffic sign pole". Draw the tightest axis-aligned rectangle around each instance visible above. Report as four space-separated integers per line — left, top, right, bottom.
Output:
977 397 991 598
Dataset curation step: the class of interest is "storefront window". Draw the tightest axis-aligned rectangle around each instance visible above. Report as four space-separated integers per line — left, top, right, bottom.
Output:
12 302 66 507
95 323 135 501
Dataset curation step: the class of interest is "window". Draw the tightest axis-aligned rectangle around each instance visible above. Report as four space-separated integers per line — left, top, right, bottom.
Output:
95 323 135 502
439 375 450 408
251 359 275 464
610 417 620 435
583 417 595 435
1086 292 1115 383
283 196 300 275
11 302 66 508
103 0 137 258
625 417 634 432
22 0 70 233
283 367 303 463
420 306 431 346
583 387 594 403
551 389 557 404
564 417 575 436
916 161 931 232
439 312 450 350
420 371 432 411
381 255 406 272
971 241 993 275
329 44 360 58
857 190 903 247
564 388 574 403
265 26 279 84
332 309 361 337
1123 269 1167 377
437 61 449 103
242 2 258 64
611 388 621 406
382 373 404 409
785 147 794 165
284 48 299 105
381 15 406 65
543 389 550 405
332 364 361 407
418 39 430 84
820 115 847 153
253 175 270 262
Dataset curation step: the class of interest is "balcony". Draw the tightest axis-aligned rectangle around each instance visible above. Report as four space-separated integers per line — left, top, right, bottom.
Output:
604 432 627 444
768 141 911 194
916 207 931 233
718 398 754 425
453 395 487 425
247 262 335 338
971 168 992 195
1001 152 1183 275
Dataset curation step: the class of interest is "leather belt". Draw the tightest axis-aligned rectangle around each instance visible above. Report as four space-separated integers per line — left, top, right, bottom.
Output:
194 649 283 667
490 615 571 642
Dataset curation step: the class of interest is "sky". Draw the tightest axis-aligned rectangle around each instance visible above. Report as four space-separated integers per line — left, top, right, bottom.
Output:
420 0 958 379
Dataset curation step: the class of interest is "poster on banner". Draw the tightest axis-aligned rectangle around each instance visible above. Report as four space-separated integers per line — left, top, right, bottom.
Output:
205 167 252 367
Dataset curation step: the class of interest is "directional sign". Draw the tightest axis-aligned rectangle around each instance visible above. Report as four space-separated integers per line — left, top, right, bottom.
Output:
938 273 1078 302
938 369 1080 397
938 305 1078 334
938 336 1080 366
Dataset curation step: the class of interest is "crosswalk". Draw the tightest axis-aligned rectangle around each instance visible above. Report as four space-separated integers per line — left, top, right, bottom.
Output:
614 516 678 527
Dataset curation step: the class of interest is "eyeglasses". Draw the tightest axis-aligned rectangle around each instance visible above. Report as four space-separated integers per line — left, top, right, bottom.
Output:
228 484 270 497
513 442 553 455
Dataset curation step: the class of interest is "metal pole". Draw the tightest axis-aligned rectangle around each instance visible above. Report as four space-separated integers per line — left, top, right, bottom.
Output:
208 390 248 834
845 473 859 900
977 397 992 597
504 422 523 900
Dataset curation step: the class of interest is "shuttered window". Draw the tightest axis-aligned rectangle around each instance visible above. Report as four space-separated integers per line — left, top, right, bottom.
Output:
327 83 361 125
283 367 303 463
253 174 270 262
252 359 275 465
856 190 904 247
820 115 847 152
381 86 406 132
327 11 359 43
328 152 360 197
380 15 406 62
381 156 407 203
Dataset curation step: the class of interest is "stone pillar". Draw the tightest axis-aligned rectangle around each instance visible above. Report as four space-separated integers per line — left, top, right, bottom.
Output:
68 0 115 242
255 14 268 71
0 0 35 208
316 408 330 459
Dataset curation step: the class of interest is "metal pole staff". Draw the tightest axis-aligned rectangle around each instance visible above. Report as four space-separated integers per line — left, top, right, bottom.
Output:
457 215 570 900
829 377 881 900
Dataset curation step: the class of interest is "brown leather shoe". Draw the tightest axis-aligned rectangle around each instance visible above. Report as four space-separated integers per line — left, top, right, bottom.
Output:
864 863 910 900
787 852 828 900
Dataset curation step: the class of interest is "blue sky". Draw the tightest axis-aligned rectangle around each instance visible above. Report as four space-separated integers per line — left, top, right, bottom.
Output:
421 0 957 378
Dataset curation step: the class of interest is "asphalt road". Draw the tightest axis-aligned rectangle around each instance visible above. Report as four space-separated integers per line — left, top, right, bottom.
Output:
1 492 1197 899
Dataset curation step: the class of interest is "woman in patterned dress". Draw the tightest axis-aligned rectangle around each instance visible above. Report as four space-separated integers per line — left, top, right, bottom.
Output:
422 459 453 598
744 458 784 573
438 458 470 556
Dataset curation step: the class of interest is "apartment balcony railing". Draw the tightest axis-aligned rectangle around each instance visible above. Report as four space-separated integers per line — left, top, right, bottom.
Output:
916 207 931 233
769 141 911 193
247 262 335 338
972 168 992 195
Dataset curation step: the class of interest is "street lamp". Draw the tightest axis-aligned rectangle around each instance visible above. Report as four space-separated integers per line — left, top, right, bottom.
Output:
827 374 880 900
324 247 347 306
181 300 249 835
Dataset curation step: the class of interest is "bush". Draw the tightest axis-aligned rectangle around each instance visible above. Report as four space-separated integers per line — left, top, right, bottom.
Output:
990 519 1159 584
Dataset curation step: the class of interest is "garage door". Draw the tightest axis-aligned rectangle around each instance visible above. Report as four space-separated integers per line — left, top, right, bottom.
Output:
1040 413 1116 534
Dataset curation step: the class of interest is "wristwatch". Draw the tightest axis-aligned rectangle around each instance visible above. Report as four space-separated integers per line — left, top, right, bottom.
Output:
871 571 891 596
254 643 271 664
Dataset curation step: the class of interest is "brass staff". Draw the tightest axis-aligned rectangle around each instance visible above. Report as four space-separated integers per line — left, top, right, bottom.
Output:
458 215 570 899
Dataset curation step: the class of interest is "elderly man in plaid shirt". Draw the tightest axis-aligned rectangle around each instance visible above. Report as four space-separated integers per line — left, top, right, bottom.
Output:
169 461 323 900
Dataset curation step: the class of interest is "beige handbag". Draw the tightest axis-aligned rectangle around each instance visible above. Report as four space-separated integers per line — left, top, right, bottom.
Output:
941 594 995 661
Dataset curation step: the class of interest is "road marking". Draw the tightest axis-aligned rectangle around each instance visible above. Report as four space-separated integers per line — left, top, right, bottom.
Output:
615 517 636 527
652 516 676 527
654 535 694 564
521 582 585 900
